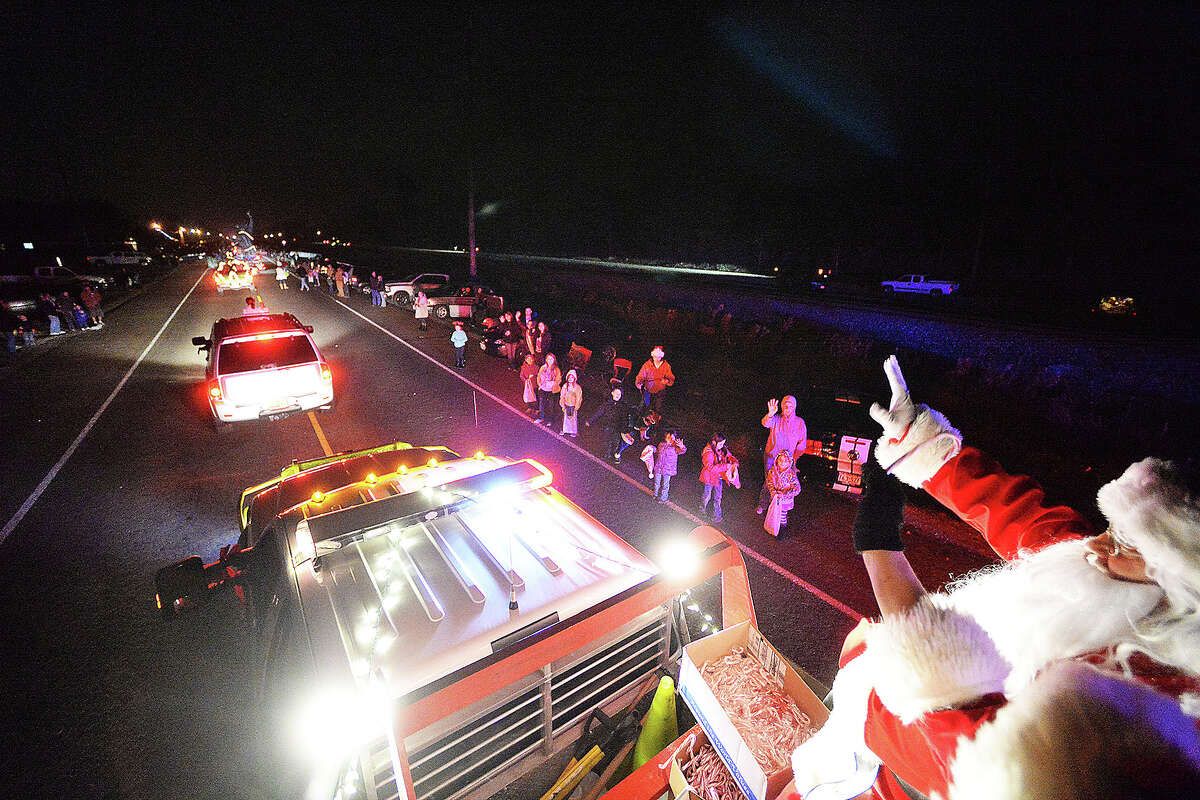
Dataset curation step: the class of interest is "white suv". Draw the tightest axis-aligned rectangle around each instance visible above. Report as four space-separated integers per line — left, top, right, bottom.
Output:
193 313 333 424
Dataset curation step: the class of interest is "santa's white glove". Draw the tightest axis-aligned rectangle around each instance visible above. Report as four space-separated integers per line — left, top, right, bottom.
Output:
871 356 962 488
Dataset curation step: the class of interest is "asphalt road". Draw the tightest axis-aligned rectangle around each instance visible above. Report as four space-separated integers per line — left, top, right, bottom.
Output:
0 262 991 800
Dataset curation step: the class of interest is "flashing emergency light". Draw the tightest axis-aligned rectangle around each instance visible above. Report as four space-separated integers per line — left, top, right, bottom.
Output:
428 458 438 467
364 472 377 484
310 490 325 504
474 450 485 459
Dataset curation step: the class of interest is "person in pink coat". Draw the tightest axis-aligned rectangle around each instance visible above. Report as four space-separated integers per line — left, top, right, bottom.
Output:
698 432 738 523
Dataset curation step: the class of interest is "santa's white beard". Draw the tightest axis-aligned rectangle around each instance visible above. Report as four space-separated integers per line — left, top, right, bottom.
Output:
939 538 1164 694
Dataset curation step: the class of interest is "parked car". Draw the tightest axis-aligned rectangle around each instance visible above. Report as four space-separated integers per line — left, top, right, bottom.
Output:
383 272 450 306
86 250 152 269
794 387 878 495
31 265 113 289
191 312 333 425
478 309 635 373
0 283 38 315
423 283 504 319
880 274 960 296
804 268 869 296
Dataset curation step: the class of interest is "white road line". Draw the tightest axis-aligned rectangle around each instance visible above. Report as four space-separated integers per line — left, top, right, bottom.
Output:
330 298 864 621
0 268 210 548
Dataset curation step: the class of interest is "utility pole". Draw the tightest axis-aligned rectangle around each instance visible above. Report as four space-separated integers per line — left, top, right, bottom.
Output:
468 171 478 278
465 5 478 280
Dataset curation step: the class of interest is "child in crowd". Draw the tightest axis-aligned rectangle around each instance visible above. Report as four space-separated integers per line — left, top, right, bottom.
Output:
698 432 739 523
652 429 686 504
586 386 638 461
763 451 800 537
559 369 582 437
536 353 562 427
450 321 468 368
519 353 539 415
414 291 430 334
72 304 90 330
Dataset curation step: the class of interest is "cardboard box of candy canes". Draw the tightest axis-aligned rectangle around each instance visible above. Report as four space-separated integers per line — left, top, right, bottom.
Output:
677 621 829 800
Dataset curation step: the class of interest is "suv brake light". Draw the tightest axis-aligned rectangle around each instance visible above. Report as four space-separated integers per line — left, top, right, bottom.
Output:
320 365 332 382
208 380 223 400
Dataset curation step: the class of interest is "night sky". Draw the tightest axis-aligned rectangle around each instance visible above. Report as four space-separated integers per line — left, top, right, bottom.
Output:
3 3 1198 295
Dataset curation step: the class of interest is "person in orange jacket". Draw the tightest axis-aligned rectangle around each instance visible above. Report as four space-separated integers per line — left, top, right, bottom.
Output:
634 345 675 415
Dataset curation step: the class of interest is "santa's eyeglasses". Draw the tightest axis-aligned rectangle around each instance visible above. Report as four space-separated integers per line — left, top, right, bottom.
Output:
1103 527 1143 559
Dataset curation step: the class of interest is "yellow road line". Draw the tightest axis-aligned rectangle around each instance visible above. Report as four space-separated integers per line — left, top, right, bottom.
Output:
307 411 334 456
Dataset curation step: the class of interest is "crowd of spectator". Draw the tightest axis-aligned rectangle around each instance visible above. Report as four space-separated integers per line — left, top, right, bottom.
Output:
296 254 1192 533
3 285 105 354
508 280 1195 514
318 279 810 531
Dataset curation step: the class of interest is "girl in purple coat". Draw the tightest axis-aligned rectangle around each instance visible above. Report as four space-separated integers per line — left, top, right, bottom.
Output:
653 429 686 503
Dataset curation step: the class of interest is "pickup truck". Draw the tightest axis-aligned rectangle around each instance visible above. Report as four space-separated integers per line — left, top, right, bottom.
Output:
153 441 827 800
880 274 960 295
32 265 113 288
86 251 152 268
383 272 450 306
422 282 504 319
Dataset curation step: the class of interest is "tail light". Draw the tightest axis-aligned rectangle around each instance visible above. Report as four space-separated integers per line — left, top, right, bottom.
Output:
208 380 223 400
320 365 332 382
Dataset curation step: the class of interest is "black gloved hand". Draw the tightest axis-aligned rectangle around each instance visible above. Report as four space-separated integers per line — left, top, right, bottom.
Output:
853 459 907 553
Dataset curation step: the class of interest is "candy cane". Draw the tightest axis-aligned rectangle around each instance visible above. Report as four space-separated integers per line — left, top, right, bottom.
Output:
699 649 818 774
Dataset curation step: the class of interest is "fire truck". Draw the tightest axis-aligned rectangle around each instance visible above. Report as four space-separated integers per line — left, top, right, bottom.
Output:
156 441 826 800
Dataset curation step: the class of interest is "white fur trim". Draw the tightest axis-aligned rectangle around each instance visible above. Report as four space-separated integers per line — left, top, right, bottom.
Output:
867 598 1009 723
1181 693 1200 720
937 707 1029 800
1097 457 1200 602
875 406 963 488
942 662 1200 800
791 656 881 796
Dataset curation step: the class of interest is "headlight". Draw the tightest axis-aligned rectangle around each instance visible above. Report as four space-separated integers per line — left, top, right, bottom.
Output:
656 537 701 582
291 684 390 762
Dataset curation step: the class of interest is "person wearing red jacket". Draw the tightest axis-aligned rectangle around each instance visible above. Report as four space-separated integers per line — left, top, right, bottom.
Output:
698 432 738 523
80 284 103 327
789 356 1200 800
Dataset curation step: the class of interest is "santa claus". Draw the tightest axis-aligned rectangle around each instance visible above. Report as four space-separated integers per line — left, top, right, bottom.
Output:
789 356 1200 799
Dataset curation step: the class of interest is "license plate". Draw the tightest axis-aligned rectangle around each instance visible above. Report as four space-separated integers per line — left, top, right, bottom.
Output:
837 471 862 487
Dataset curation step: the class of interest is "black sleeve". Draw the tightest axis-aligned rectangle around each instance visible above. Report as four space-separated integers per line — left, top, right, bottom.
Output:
852 459 907 553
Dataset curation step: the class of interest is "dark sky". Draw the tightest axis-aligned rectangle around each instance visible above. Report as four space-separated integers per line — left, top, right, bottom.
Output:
3 3 1198 290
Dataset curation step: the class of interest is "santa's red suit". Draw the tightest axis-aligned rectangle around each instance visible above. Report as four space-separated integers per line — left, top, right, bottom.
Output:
792 443 1200 800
